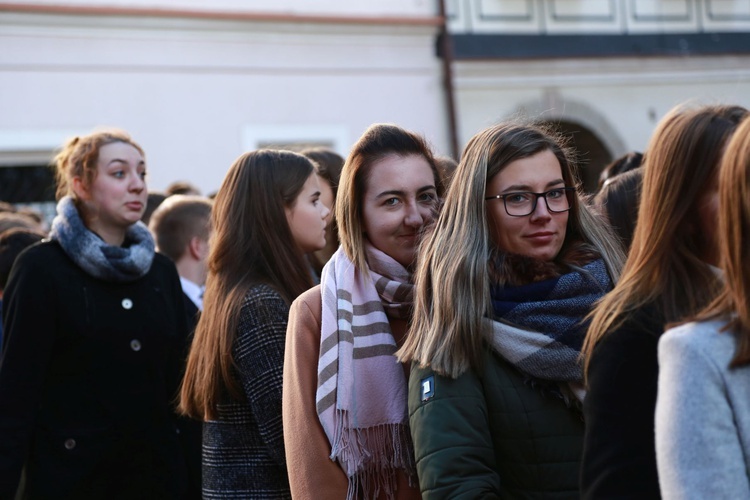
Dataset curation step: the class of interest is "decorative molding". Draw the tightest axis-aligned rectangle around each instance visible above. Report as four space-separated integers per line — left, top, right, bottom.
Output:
548 0 617 23
447 32 750 59
629 0 693 22
475 0 534 22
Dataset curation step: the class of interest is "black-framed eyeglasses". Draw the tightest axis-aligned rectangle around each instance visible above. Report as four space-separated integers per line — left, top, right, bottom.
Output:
484 187 575 217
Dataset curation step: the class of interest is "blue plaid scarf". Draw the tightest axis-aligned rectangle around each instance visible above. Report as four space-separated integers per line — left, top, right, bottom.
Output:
487 258 612 399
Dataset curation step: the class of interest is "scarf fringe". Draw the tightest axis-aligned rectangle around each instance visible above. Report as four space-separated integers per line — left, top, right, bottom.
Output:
330 416 416 500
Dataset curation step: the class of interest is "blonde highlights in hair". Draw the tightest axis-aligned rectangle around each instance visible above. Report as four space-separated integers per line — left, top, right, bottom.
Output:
397 122 624 378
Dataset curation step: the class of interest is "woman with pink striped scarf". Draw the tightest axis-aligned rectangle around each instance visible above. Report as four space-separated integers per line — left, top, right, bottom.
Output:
283 123 445 500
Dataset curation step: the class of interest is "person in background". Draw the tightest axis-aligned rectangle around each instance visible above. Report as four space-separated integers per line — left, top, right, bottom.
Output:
580 104 748 499
597 151 643 191
149 194 212 324
0 228 45 350
141 190 167 226
148 194 213 499
0 129 189 499
434 154 458 190
655 115 750 498
301 147 345 278
593 167 643 252
166 180 201 197
398 122 624 499
179 149 329 498
283 124 443 500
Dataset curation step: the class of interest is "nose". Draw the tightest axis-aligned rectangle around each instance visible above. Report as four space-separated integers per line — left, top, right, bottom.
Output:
404 202 424 229
320 203 331 221
529 195 552 222
129 171 145 193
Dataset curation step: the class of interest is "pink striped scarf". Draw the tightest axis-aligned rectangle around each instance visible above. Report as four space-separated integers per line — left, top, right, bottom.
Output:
316 243 416 499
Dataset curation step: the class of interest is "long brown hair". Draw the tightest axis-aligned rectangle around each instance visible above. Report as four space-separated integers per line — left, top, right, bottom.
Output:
583 104 748 374
336 123 443 274
696 116 750 367
179 150 315 420
397 122 624 377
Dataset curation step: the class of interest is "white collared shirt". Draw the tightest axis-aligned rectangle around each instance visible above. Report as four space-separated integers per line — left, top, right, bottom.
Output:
180 277 204 311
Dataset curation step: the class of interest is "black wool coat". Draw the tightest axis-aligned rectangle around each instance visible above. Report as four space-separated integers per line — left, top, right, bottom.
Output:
0 240 189 499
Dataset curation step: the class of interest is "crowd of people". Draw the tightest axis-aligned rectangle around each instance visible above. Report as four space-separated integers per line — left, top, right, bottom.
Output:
0 100 748 499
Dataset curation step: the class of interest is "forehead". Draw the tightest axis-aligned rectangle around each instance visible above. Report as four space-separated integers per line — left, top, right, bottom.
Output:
97 141 144 164
364 154 435 195
490 150 563 190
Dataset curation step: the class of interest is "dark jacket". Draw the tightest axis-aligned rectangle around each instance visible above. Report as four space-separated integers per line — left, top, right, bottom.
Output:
0 241 189 499
581 305 664 499
409 348 584 499
201 283 292 498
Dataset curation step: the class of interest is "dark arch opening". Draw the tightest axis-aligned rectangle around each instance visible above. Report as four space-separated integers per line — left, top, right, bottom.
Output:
539 120 612 194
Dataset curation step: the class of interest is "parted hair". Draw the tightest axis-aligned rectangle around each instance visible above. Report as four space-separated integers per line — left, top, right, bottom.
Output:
53 129 144 200
179 150 315 420
695 115 750 367
397 122 625 378
336 123 444 273
582 103 749 374
149 195 212 262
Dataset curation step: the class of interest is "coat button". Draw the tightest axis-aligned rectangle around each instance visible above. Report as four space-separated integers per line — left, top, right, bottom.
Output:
122 298 133 310
130 339 142 352
64 438 76 450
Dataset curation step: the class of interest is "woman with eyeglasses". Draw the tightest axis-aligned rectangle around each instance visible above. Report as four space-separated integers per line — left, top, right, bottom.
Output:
397 122 624 498
580 104 748 499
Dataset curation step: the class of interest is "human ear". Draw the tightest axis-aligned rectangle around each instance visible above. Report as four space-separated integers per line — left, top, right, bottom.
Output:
189 236 209 261
71 176 90 201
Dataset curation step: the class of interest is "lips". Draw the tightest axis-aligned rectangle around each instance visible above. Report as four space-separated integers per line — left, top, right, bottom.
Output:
525 231 555 243
125 202 143 210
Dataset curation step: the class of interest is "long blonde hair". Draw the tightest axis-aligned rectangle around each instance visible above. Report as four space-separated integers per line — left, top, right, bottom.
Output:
397 122 624 378
179 150 315 420
695 115 750 367
582 104 748 374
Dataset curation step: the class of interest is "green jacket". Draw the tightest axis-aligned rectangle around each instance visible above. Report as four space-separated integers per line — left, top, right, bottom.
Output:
408 349 584 499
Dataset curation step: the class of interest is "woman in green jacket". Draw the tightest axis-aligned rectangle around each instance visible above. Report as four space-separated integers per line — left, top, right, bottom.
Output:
397 122 624 499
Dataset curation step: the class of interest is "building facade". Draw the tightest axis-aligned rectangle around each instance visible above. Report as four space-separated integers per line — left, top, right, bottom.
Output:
1 0 749 209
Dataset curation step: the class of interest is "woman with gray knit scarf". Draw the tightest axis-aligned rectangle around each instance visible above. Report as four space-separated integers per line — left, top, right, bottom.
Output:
397 122 625 499
0 130 190 499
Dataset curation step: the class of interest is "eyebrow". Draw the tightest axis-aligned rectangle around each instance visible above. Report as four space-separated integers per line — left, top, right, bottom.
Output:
107 159 145 167
374 184 436 199
501 178 565 193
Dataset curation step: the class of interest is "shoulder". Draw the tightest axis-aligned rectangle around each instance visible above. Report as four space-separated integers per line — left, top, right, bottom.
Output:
243 283 287 307
659 319 736 367
238 283 291 324
597 305 664 352
290 285 321 316
151 251 177 271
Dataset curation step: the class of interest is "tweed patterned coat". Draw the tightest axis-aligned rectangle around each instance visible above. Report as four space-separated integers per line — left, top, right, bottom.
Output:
202 283 292 499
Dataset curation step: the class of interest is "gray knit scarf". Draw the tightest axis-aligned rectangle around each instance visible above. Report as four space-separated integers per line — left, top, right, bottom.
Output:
49 196 154 282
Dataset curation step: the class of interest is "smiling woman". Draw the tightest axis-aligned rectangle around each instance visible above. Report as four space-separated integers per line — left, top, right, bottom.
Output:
283 123 443 500
0 129 191 498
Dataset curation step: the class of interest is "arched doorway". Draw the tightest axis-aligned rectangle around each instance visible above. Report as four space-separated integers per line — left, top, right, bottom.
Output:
538 120 612 194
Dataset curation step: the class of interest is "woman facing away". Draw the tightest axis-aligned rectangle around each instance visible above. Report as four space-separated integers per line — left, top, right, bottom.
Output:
179 150 329 498
655 115 750 499
282 123 444 499
397 122 625 499
0 130 190 499
580 103 748 499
